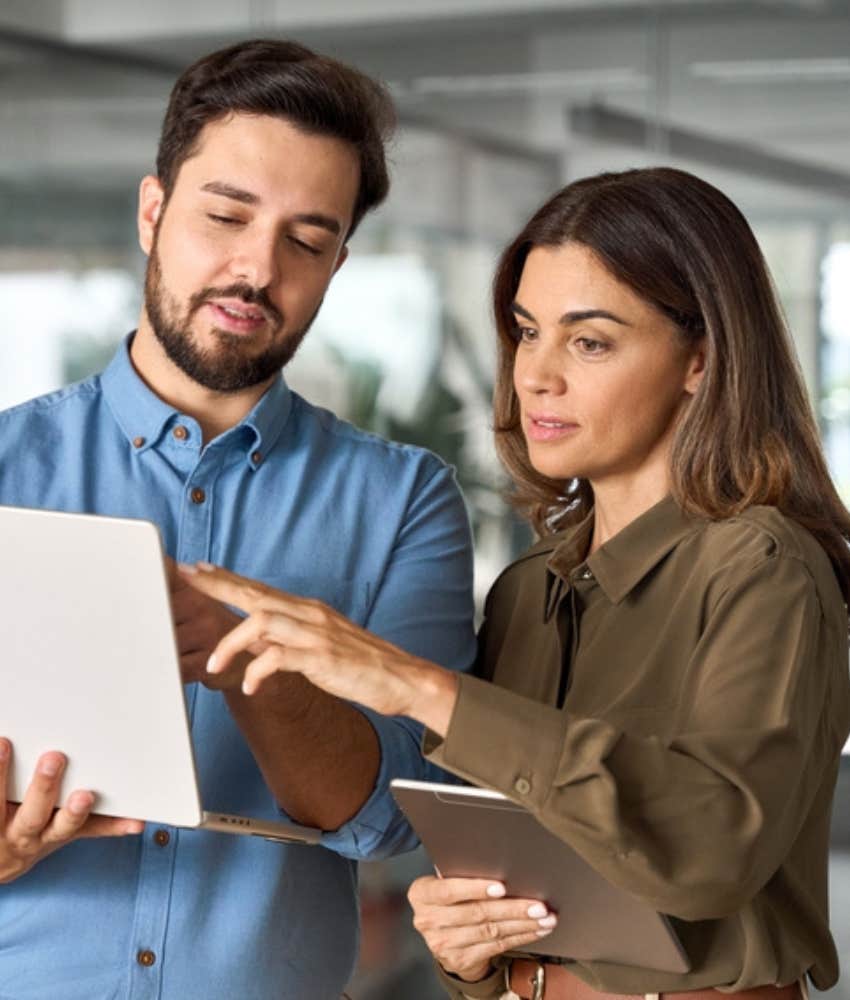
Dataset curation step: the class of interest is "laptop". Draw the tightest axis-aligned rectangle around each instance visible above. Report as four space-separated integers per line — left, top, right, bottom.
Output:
0 504 321 845
391 778 690 973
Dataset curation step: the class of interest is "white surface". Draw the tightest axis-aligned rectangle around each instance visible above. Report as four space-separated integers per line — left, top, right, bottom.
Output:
0 506 203 826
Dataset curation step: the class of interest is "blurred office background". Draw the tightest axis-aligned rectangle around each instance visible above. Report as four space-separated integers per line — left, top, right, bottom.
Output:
0 1 848 996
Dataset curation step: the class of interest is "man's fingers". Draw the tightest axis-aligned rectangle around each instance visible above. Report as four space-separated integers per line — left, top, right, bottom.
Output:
43 791 96 843
0 738 11 827
76 814 145 839
8 753 66 841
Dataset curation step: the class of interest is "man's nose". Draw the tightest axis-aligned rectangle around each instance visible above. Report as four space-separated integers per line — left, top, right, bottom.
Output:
228 233 280 289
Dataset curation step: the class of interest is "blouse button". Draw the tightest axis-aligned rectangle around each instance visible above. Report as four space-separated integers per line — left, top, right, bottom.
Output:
514 777 532 796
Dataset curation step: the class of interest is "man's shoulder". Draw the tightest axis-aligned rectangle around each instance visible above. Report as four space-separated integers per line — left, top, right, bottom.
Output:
0 375 103 427
290 392 451 479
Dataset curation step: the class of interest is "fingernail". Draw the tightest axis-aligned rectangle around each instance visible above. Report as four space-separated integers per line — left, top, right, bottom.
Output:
206 654 217 673
177 562 197 575
68 793 92 816
39 755 63 778
538 915 558 928
241 679 253 695
486 884 506 898
537 929 554 938
527 903 547 918
197 561 216 572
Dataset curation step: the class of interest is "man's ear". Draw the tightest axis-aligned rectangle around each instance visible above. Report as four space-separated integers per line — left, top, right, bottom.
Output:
332 244 349 277
684 339 707 396
138 175 165 256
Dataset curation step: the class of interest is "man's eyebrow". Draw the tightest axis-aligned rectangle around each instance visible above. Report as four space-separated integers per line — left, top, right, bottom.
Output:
510 301 629 327
200 182 343 236
291 212 342 237
201 181 259 205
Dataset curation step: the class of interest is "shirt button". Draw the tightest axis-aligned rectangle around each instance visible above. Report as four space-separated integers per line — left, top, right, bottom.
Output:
514 777 532 796
190 487 206 505
137 949 156 967
153 829 170 847
132 436 145 449
251 450 262 465
173 425 188 441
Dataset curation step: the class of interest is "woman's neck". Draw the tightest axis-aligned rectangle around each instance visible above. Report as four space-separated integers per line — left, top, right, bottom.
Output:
588 474 672 554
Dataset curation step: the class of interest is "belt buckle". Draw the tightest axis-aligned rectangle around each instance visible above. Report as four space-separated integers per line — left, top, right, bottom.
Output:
504 959 545 1000
529 961 546 1000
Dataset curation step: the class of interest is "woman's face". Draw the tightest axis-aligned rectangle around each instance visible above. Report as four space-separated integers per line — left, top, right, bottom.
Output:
511 242 703 491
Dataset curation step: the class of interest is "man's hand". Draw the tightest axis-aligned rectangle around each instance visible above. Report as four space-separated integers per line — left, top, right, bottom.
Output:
166 558 266 689
0 740 144 884
407 876 557 984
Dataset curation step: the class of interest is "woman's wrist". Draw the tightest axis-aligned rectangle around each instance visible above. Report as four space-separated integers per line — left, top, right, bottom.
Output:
402 659 460 736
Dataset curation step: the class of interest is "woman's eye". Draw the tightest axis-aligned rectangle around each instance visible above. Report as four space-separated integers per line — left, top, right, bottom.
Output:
514 326 538 343
576 337 607 354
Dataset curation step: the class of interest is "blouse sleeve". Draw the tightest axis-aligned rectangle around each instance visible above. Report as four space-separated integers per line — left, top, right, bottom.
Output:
424 550 849 921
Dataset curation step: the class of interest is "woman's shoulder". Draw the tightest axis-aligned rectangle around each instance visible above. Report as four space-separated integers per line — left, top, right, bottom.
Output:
689 505 826 570
679 505 844 618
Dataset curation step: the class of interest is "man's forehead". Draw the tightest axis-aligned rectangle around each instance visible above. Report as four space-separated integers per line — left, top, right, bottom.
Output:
174 113 360 225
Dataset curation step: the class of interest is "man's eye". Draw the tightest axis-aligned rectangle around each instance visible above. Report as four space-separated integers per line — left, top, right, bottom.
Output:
289 236 322 256
207 214 241 226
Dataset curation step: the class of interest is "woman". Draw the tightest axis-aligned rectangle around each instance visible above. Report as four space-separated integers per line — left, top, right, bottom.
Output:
181 167 850 1000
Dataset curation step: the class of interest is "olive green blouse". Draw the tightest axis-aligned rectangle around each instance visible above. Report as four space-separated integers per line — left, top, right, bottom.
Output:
424 497 850 999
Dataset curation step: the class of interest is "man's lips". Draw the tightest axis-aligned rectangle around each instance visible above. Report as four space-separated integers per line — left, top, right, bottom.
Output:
206 299 269 333
525 414 580 442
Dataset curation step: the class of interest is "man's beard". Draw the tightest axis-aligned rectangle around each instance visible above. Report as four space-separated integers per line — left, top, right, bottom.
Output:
143 240 317 393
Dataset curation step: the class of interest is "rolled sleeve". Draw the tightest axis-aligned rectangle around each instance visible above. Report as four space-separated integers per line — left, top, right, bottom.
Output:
320 709 460 860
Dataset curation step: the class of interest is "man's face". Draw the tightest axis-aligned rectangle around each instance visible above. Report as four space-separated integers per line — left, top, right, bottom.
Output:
137 112 360 392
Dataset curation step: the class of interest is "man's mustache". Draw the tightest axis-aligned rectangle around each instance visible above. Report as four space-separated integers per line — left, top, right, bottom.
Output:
189 284 283 327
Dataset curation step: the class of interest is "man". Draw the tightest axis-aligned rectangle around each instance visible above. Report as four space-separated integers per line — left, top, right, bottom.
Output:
0 39 475 1000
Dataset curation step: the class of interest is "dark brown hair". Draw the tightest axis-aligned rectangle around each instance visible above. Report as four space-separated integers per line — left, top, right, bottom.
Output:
155 38 395 236
493 167 850 600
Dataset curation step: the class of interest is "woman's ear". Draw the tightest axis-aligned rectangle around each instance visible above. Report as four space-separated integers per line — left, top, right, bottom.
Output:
684 340 706 396
137 175 165 256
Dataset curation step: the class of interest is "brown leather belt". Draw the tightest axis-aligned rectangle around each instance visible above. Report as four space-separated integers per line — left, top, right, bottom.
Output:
509 961 802 1000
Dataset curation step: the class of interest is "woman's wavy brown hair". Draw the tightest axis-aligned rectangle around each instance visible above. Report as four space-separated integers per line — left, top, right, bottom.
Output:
493 167 850 600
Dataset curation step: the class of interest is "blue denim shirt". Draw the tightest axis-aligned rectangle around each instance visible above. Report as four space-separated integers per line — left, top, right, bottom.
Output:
0 337 476 1000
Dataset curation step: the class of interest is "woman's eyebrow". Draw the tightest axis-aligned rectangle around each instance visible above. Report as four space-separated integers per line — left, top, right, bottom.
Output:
511 301 630 326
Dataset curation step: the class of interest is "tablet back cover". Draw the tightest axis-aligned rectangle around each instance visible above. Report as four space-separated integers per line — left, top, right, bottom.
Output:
392 779 689 973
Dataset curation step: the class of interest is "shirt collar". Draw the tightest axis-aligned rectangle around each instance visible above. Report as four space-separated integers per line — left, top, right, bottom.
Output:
101 333 293 462
546 495 702 606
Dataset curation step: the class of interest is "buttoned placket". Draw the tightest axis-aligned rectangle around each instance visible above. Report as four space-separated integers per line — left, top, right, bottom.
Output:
126 417 236 1000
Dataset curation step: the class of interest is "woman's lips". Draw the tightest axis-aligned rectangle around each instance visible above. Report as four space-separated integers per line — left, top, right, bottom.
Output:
206 300 267 334
525 415 580 442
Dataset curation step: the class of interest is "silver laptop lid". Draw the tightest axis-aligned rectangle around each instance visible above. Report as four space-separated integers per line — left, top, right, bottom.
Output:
0 504 203 827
